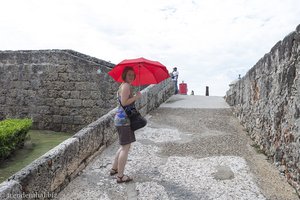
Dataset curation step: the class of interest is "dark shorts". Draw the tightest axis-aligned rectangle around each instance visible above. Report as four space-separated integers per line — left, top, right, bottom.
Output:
116 126 136 145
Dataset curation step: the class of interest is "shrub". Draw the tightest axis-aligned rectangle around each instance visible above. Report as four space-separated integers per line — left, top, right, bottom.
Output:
0 118 33 161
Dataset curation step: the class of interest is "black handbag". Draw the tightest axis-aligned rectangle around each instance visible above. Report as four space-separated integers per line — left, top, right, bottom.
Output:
118 99 147 131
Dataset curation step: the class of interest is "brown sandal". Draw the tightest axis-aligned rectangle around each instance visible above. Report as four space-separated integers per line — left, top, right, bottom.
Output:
117 175 133 183
109 168 118 176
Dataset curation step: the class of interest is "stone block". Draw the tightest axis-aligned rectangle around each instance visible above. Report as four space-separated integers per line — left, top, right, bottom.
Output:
69 108 80 116
73 127 101 163
44 98 55 107
0 180 22 200
54 65 66 73
90 91 101 100
9 89 18 98
73 116 85 125
49 104 60 115
53 115 62 123
43 81 64 90
61 124 74 133
63 82 75 91
37 106 50 114
95 99 104 106
70 91 80 99
60 91 71 99
64 99 81 107
0 96 5 104
100 108 118 146
8 159 52 195
0 89 7 95
19 81 31 90
62 116 73 124
77 74 89 81
68 73 80 81
80 90 91 99
58 73 68 81
49 138 80 191
82 100 95 108
58 107 69 116
31 113 42 122
45 72 58 81
36 89 47 97
48 90 59 98
86 82 98 89
55 98 65 106
75 82 87 90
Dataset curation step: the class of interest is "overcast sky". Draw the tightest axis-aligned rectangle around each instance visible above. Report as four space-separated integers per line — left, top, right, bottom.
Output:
1 0 300 96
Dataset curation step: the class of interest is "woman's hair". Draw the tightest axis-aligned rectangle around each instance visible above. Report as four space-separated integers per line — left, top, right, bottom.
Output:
122 66 136 82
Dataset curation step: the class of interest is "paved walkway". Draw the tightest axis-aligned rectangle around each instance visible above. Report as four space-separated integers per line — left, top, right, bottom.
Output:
56 95 298 200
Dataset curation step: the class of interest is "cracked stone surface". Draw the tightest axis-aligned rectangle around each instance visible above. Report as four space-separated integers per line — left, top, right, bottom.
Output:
55 95 299 200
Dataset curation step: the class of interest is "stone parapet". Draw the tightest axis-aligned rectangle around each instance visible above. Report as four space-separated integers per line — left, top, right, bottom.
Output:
0 78 174 199
226 24 300 193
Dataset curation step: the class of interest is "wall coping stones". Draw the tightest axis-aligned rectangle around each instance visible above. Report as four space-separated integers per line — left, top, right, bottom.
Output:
0 49 114 68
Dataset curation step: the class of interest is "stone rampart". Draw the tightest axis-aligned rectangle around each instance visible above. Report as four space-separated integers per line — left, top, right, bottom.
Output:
0 78 174 199
226 24 300 192
0 50 119 133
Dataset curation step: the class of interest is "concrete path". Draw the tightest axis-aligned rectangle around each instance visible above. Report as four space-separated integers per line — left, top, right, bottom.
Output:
56 95 298 200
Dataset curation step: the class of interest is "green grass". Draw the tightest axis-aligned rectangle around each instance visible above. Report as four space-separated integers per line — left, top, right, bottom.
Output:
0 130 72 183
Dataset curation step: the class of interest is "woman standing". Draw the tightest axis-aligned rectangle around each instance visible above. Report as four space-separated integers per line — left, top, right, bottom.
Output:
110 67 141 183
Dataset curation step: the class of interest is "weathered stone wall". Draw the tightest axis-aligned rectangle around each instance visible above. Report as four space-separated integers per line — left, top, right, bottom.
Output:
0 50 119 133
226 24 300 192
0 78 174 199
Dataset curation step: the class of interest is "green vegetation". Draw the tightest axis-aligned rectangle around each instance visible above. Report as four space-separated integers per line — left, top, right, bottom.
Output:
0 130 72 183
0 118 33 160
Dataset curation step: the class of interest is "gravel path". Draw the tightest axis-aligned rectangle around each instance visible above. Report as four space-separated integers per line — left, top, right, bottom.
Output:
56 95 299 200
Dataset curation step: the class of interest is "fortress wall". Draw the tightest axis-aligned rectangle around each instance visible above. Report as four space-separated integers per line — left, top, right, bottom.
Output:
0 50 119 133
226 24 300 192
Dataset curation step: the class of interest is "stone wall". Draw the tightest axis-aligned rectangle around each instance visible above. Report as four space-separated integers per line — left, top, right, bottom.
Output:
226 24 300 192
0 50 119 133
0 78 174 199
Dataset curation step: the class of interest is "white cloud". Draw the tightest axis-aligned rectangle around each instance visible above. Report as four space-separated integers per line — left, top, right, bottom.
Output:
1 0 300 96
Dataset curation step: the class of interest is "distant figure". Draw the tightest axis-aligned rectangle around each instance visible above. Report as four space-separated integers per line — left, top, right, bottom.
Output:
191 90 194 95
171 67 179 94
206 86 209 96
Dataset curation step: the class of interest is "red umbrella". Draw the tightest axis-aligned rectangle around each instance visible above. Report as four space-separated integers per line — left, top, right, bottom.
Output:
108 57 170 86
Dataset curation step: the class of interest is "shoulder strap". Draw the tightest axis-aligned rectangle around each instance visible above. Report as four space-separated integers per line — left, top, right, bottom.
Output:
118 96 136 111
118 98 125 110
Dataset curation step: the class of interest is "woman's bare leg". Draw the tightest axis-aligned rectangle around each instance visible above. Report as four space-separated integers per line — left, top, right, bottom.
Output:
112 147 122 170
117 144 131 177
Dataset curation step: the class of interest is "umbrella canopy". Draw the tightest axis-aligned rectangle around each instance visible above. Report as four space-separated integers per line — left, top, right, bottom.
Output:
108 57 170 86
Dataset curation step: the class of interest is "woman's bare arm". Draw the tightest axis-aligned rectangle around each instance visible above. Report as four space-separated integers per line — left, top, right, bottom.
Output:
120 83 141 106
